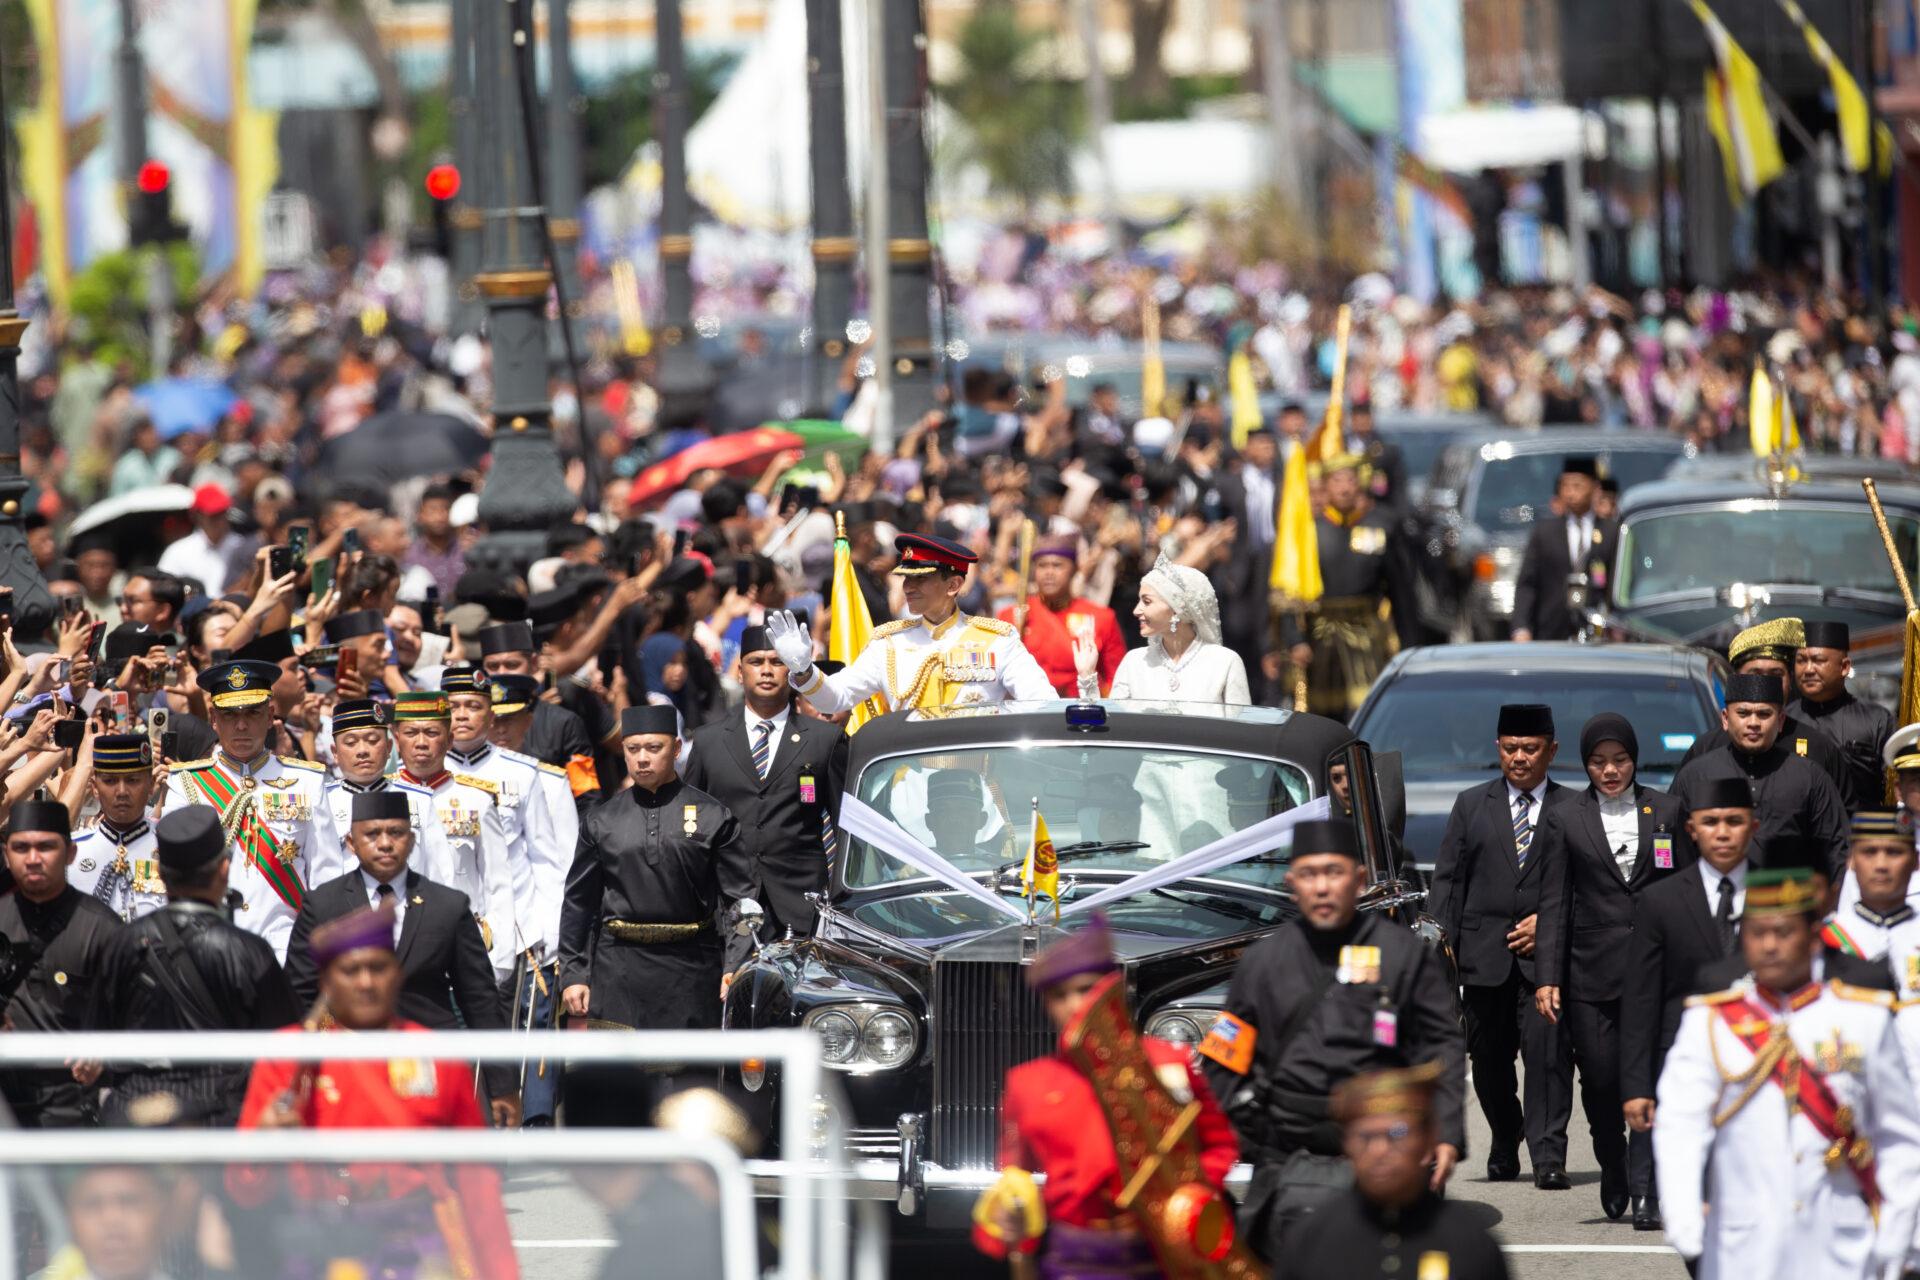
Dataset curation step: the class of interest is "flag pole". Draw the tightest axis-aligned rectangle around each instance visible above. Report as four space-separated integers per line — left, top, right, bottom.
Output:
1025 798 1038 927
1863 479 1919 614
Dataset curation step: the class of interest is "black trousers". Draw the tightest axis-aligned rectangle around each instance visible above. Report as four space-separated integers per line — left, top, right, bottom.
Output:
1462 971 1571 1167
1564 996 1654 1196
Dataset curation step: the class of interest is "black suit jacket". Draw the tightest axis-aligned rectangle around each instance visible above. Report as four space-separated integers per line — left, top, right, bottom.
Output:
682 708 850 959
285 869 510 1089
1211 462 1280 653
1533 783 1694 1001
1510 513 1617 640
1428 777 1569 987
1619 861 1737 1100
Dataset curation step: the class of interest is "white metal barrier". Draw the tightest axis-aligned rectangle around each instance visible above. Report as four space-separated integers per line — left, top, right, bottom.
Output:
0 1028 883 1280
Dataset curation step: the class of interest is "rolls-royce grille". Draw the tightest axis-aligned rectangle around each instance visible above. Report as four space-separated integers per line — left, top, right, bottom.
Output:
930 960 1053 1168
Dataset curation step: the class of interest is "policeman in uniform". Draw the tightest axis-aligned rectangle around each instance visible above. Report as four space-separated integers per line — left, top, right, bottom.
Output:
1817 810 1920 994
1288 1064 1512 1280
1677 618 1854 806
1198 817 1466 1262
1654 867 1920 1279
473 621 602 807
1792 621 1894 805
1672 672 1850 879
164 658 341 962
973 914 1239 1277
765 532 1056 714
1279 451 1414 721
102 806 298 1127
379 690 517 979
0 800 126 1127
68 734 167 922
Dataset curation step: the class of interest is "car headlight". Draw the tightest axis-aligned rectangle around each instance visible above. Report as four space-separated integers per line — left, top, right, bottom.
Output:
802 1003 920 1074
810 1010 860 1064
1144 1011 1209 1049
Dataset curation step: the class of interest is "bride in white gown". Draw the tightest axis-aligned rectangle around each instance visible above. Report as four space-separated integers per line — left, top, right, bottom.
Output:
1073 555 1250 705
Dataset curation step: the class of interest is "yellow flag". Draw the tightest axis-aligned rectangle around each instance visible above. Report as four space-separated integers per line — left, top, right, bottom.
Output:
1310 305 1354 462
1228 347 1263 450
829 521 885 732
1691 0 1786 200
1778 0 1892 175
1141 293 1166 418
1748 363 1802 456
1270 438 1323 603
1022 805 1059 920
1896 610 1920 801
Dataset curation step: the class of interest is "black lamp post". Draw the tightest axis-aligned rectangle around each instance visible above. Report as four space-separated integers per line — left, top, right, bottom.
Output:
0 48 53 639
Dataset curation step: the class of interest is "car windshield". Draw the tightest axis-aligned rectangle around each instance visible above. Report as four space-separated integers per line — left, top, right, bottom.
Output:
1355 671 1714 785
842 744 1312 892
1379 426 1469 484
1616 505 1920 602
1472 449 1680 530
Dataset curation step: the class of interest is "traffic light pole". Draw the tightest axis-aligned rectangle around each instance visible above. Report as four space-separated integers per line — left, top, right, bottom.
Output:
116 0 171 374
0 51 54 640
448 0 484 334
469 0 577 573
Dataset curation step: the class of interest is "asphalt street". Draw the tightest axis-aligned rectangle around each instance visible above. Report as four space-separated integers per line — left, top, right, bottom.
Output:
494 1069 1692 1277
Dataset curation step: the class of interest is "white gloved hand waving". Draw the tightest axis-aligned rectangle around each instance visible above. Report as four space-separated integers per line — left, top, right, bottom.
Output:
765 610 815 677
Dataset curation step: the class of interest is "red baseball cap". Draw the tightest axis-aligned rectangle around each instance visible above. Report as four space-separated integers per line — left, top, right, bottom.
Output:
190 484 233 516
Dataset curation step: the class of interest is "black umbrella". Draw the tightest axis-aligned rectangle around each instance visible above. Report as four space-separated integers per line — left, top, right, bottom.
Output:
317 412 490 486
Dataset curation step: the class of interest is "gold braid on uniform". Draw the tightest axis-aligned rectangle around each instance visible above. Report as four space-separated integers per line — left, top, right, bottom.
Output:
1708 1016 1797 1129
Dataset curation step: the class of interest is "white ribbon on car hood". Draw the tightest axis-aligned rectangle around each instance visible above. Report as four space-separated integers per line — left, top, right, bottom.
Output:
836 794 1029 922
1059 796 1333 919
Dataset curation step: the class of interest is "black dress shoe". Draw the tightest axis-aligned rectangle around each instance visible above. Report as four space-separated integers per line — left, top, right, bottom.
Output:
1632 1196 1662 1230
1486 1151 1521 1182
1600 1165 1629 1220
1533 1163 1571 1190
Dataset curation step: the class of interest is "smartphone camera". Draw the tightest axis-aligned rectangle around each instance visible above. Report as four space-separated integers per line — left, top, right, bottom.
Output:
58 595 83 620
52 718 83 752
269 545 294 579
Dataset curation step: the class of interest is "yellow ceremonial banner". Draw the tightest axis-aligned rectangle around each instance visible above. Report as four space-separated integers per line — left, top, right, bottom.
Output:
1022 805 1059 921
829 523 884 732
1778 0 1891 175
1309 304 1355 462
1141 293 1166 418
1690 0 1786 200
1270 435 1323 603
1896 609 1920 803
1228 347 1263 450
1748 363 1801 456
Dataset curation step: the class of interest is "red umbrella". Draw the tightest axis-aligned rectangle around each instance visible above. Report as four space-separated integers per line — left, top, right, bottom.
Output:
627 427 805 507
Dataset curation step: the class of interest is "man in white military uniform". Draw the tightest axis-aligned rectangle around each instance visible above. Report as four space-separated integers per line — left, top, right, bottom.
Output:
444 665 575 1126
387 689 523 983
320 697 460 907
163 659 342 961
67 734 166 922
1837 724 1920 919
1819 810 1920 996
1655 865 1920 1279
767 531 1054 715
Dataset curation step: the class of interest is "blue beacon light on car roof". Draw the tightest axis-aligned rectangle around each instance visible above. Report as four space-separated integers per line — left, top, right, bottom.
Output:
1065 703 1107 731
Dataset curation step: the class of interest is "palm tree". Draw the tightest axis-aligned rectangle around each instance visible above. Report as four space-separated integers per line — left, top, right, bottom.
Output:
941 1 1083 215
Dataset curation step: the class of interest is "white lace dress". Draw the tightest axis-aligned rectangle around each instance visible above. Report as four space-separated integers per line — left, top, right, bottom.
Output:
1077 641 1251 705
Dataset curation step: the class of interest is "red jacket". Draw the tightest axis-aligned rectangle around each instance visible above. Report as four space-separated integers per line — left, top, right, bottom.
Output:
231 1020 519 1280
997 596 1126 697
995 1037 1238 1229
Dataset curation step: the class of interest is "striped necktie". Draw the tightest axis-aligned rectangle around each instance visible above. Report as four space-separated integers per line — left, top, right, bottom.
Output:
1513 791 1534 866
752 720 773 781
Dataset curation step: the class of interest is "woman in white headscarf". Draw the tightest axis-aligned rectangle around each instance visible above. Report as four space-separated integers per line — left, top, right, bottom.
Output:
1073 555 1250 705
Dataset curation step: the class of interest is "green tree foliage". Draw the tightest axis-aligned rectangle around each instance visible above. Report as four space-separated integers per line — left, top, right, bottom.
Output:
66 244 200 376
579 53 737 190
941 2 1083 213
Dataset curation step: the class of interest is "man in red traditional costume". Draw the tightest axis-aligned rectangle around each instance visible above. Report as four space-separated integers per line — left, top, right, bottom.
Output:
996 536 1125 698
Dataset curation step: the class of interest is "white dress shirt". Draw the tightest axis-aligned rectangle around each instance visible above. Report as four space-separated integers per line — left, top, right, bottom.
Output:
745 703 792 743
1506 779 1549 841
1243 464 1276 547
1700 860 1746 920
1566 513 1595 567
1598 792 1639 878
361 868 407 944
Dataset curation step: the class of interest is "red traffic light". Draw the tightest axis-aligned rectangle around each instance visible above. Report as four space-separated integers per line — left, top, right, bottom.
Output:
135 160 169 195
424 164 461 202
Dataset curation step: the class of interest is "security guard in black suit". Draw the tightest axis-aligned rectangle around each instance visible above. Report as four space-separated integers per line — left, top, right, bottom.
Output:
1199 817 1466 1264
0 800 126 1128
1531 714 1692 1223
1676 618 1855 807
102 803 299 1128
1790 619 1894 807
1426 703 1574 1187
283 790 519 1121
682 625 848 961
1510 455 1615 643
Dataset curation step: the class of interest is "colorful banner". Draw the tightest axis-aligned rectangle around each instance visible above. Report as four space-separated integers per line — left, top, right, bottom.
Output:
17 0 277 307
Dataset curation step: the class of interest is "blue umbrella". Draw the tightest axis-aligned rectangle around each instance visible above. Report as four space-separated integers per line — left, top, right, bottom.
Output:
135 378 239 440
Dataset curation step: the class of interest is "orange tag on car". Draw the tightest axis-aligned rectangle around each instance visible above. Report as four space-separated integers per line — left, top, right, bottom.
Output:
1197 1012 1257 1075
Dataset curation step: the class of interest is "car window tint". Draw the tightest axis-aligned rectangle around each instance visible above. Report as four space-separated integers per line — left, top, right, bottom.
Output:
1355 672 1714 786
1472 449 1680 530
1616 507 1920 601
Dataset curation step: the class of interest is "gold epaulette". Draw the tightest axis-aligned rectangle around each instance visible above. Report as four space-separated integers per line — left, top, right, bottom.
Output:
536 761 565 777
454 773 501 797
171 758 215 771
277 756 325 772
872 617 916 639
966 616 1018 638
1685 988 1747 1009
1829 980 1895 1008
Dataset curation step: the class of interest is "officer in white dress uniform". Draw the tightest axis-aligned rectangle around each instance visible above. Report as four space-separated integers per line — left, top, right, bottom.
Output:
67 734 166 922
1837 723 1920 917
1818 810 1920 996
766 531 1054 715
163 659 342 961
320 699 433 864
1655 865 1920 1280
